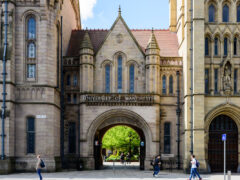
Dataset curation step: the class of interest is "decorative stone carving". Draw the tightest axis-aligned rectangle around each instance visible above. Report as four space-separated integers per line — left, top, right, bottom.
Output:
223 62 232 94
116 33 123 44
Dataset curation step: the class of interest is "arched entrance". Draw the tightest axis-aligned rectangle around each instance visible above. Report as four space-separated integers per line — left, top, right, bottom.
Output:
94 124 145 170
208 115 238 172
86 109 153 170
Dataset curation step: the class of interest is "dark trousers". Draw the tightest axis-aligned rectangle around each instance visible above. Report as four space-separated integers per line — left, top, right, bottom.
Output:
153 165 160 175
37 169 42 180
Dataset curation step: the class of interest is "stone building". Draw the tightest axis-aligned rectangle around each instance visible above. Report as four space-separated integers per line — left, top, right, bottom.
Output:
0 0 80 173
0 0 240 174
171 0 240 173
64 10 182 170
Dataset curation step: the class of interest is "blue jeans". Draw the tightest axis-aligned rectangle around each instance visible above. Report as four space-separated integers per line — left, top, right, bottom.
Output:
189 168 201 179
37 169 42 180
153 165 160 175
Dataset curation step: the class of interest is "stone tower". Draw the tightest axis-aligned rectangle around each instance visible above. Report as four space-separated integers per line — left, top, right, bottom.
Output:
145 30 160 93
79 31 94 93
0 0 80 173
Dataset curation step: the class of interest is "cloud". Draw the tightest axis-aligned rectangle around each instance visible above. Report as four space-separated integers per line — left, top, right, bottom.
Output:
79 0 97 21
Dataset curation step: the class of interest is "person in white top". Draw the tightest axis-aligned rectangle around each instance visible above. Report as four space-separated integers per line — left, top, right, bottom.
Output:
188 155 202 180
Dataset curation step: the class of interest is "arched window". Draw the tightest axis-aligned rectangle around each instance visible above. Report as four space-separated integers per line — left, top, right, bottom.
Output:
169 75 173 94
214 37 219 56
205 37 210 56
67 75 71 86
234 37 238 55
26 16 37 80
162 75 166 94
117 55 123 93
224 37 228 56
129 64 135 93
209 5 215 22
27 17 36 39
237 5 240 22
164 122 171 154
223 4 229 22
27 117 35 154
105 64 110 93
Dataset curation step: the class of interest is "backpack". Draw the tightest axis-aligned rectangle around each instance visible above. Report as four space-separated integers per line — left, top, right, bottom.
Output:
40 159 45 168
150 160 155 166
196 160 200 168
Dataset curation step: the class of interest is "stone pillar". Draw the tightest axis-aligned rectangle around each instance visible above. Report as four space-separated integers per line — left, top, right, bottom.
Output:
169 0 177 32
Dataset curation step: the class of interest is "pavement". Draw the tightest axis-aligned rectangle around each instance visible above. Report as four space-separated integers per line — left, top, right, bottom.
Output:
0 162 239 180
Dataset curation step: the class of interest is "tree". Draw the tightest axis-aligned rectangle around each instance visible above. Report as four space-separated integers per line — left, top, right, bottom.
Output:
102 126 140 155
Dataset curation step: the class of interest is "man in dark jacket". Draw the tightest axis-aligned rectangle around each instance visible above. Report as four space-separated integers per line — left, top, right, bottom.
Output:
153 155 161 177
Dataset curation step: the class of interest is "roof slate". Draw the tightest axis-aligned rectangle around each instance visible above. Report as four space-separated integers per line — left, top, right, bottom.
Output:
66 29 179 57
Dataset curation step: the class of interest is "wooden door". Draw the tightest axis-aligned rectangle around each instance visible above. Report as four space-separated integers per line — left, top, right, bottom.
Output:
208 115 238 172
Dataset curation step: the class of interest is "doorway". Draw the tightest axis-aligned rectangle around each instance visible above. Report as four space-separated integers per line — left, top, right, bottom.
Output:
208 115 238 172
94 124 146 170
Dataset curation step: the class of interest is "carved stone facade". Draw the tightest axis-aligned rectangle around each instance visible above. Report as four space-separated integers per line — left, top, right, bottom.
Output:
171 0 240 173
0 0 80 173
64 12 183 170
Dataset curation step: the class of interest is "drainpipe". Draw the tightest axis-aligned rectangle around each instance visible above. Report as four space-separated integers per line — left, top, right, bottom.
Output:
60 16 65 168
190 0 194 155
176 71 181 169
1 0 8 161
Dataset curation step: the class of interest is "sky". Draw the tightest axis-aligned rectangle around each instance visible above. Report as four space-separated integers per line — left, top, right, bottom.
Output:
79 0 169 30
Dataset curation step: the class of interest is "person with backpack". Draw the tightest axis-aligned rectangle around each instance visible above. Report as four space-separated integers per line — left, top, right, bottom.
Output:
152 155 161 177
188 154 202 180
36 155 45 180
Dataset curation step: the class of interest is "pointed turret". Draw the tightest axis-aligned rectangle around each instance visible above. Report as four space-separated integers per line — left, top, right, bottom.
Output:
146 29 160 50
79 30 94 93
80 31 93 50
145 29 161 94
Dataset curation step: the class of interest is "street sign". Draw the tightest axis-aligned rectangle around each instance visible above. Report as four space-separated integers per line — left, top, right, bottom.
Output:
140 141 144 147
222 134 227 141
222 134 227 180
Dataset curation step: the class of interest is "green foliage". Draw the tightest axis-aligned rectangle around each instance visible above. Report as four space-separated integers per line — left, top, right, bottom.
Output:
102 126 140 155
106 154 139 161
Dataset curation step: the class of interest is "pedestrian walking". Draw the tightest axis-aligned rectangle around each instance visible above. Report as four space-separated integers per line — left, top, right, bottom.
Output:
36 155 45 180
126 153 131 164
153 155 161 177
120 152 125 164
188 154 202 180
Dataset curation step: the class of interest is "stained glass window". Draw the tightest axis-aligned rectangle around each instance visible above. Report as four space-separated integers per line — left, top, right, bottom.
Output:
234 37 237 55
105 64 110 93
214 37 218 56
162 75 166 94
28 17 36 39
129 64 135 93
28 43 36 58
27 117 35 154
224 37 228 56
169 75 173 94
214 69 218 94
27 64 36 78
223 5 229 22
237 5 240 22
209 5 215 22
73 75 78 86
117 56 123 93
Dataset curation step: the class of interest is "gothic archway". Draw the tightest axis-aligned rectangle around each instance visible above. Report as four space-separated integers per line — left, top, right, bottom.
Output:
86 109 153 170
208 115 238 172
